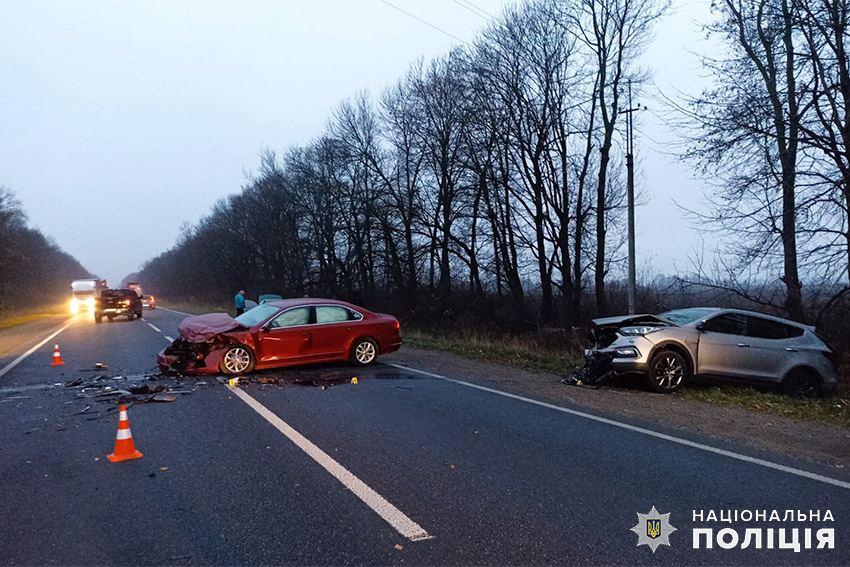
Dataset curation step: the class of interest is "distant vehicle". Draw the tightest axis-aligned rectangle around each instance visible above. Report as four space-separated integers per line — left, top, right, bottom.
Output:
94 288 143 323
141 295 156 309
70 279 107 314
258 294 282 304
574 307 838 398
158 298 401 374
126 282 143 297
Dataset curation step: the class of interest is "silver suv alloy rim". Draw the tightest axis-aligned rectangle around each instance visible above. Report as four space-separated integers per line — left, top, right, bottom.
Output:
224 347 251 373
653 354 683 390
355 341 376 364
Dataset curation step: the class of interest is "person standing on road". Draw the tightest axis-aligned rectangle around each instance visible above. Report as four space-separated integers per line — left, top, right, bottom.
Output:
234 290 246 316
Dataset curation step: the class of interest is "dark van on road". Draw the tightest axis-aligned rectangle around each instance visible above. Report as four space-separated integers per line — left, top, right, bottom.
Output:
94 288 143 323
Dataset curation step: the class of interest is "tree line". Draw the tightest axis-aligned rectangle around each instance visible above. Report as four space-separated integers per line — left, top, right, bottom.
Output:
0 187 91 314
138 0 669 327
682 0 850 322
138 0 850 330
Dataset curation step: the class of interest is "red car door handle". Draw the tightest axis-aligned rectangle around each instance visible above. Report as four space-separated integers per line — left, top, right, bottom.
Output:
301 332 311 341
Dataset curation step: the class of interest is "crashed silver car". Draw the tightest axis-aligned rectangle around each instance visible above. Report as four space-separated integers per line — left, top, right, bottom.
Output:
571 307 838 397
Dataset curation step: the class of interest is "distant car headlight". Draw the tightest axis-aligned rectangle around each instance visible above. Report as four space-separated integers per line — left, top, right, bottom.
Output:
70 299 79 314
614 346 640 358
620 326 661 336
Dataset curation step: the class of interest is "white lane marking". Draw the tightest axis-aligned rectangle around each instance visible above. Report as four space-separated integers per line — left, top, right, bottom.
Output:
387 362 850 491
164 336 174 342
228 386 433 541
158 307 192 316
147 323 162 333
0 319 75 380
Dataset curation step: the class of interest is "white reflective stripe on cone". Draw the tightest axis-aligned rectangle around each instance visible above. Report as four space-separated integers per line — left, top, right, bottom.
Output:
119 410 128 420
116 428 133 440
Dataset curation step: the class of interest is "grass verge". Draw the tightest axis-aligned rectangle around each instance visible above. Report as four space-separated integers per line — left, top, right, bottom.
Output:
158 301 230 315
403 328 583 376
681 386 850 429
0 304 69 330
405 328 850 429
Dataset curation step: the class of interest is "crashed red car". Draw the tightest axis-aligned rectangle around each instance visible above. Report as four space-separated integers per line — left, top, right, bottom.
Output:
157 298 401 374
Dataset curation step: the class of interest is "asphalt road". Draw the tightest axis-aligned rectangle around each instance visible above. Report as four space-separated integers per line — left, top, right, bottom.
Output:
1 308 849 565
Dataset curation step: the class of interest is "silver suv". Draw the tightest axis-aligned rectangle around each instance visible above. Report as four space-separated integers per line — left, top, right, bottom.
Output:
585 307 838 397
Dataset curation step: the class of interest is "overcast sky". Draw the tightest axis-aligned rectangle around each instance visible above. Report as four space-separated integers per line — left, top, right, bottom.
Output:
0 0 713 287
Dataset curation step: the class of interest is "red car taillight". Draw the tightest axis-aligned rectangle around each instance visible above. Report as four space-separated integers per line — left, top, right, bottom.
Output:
395 319 400 330
123 299 131 306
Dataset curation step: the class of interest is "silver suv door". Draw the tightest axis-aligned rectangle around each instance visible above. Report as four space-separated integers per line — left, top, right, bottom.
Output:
741 315 804 383
695 313 759 378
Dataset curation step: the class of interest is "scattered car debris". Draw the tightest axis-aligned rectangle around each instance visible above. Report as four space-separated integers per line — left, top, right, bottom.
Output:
64 373 193 407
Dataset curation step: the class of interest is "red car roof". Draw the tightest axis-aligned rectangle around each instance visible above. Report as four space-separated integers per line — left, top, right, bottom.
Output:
264 297 373 313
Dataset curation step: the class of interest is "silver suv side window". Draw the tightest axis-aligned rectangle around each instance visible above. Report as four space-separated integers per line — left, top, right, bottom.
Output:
701 313 746 335
745 315 804 339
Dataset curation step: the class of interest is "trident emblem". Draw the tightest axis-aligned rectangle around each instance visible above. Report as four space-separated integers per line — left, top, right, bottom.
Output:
646 519 661 539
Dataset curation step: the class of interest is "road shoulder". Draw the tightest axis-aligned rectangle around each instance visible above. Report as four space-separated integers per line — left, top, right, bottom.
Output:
0 314 72 361
385 346 850 469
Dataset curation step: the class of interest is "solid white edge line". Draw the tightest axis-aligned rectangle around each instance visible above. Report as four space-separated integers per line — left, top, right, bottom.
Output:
0 319 75 380
387 362 850 491
158 307 192 316
228 386 433 541
147 323 162 333
164 336 174 342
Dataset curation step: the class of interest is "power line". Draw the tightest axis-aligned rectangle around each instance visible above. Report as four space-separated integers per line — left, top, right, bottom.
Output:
451 0 489 21
376 0 468 44
455 0 495 19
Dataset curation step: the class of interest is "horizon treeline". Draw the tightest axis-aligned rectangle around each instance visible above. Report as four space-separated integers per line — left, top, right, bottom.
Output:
139 0 668 327
0 187 91 314
136 0 850 329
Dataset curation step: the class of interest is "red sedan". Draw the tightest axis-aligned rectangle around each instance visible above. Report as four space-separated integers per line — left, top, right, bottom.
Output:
157 298 401 374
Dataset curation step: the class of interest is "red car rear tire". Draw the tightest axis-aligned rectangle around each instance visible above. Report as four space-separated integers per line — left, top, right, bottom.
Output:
350 338 378 366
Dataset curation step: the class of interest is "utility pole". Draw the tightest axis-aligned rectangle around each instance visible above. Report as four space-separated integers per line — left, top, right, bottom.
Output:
619 80 643 315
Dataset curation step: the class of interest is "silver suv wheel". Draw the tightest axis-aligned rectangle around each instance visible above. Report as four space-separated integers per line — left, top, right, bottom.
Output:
649 350 687 393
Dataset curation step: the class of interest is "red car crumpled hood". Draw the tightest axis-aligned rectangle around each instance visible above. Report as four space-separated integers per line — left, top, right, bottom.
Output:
178 313 247 343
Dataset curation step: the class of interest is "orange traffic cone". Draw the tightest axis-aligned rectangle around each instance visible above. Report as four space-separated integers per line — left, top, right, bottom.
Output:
107 404 143 462
51 342 64 366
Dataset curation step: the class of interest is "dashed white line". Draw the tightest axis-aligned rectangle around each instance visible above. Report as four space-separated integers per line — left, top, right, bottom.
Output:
0 319 75 380
164 335 174 342
386 362 850 491
147 323 162 333
228 385 433 541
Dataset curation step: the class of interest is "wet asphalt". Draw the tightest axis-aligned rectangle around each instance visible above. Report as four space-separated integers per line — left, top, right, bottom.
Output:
1 308 849 565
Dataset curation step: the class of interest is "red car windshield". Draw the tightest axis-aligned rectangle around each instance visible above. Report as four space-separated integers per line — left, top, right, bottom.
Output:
234 304 279 327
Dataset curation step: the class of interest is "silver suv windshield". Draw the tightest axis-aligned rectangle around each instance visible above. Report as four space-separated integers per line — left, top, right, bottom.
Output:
658 308 717 326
